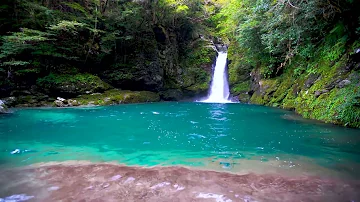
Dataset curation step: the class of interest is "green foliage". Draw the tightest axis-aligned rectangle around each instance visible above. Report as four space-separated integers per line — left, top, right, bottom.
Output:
76 89 160 105
218 0 359 75
37 73 100 87
0 28 50 60
334 85 360 127
177 40 216 91
1 61 30 66
250 38 360 128
231 82 250 95
49 20 86 34
62 2 87 15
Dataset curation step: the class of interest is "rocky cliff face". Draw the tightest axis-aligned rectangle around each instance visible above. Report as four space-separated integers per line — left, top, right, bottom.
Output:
0 26 216 108
244 45 360 128
100 25 216 101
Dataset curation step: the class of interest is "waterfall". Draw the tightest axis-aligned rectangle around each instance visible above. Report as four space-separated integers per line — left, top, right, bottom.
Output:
201 52 231 103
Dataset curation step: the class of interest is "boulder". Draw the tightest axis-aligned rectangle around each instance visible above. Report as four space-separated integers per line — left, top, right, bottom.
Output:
314 89 329 98
304 74 320 89
0 100 9 114
160 89 183 101
37 73 111 97
68 99 80 106
337 79 351 88
2 97 16 107
54 100 65 107
10 90 31 96
57 97 66 102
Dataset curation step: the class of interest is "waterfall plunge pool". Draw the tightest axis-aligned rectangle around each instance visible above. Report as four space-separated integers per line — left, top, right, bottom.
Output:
0 102 360 201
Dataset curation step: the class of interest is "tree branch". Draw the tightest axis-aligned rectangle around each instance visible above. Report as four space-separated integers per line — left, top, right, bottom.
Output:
287 0 299 9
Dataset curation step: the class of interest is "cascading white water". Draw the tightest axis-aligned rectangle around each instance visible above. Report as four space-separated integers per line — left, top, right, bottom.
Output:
201 52 231 103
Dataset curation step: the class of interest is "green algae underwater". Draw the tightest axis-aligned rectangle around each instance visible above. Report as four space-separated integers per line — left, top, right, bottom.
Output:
1 102 359 178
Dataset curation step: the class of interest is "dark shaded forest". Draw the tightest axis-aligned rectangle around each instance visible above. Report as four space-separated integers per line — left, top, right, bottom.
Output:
0 0 359 127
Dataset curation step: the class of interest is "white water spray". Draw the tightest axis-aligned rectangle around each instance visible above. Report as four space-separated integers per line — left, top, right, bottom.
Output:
201 52 231 103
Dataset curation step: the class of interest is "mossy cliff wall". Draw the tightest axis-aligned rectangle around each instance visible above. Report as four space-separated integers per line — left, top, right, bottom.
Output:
0 28 216 108
229 40 360 128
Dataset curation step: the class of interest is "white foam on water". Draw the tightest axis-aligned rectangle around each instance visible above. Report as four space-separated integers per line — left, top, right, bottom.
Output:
10 149 20 154
196 193 232 202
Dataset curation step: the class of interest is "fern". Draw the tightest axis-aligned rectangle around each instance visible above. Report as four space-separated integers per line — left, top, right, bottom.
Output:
1 61 30 66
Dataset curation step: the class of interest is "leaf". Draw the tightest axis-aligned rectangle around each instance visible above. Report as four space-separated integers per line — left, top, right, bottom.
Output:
1 61 30 66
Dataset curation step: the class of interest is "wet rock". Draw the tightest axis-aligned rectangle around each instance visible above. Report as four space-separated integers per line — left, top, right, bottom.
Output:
104 97 111 103
37 94 49 101
67 99 80 107
0 100 9 114
325 79 341 91
355 63 360 71
237 93 250 103
2 97 16 107
292 84 300 97
314 91 321 97
160 89 183 101
314 89 329 98
10 90 31 96
37 74 111 97
304 74 319 89
321 89 329 94
337 79 351 88
57 97 66 102
90 93 101 96
54 100 65 107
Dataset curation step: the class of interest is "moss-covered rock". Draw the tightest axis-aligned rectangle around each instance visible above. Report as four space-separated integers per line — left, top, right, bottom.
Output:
157 39 216 100
247 40 360 128
37 73 112 97
227 41 253 103
75 89 160 106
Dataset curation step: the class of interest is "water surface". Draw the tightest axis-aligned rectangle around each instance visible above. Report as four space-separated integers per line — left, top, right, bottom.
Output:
1 102 359 179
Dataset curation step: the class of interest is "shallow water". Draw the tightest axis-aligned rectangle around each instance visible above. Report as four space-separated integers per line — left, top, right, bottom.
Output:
1 102 359 180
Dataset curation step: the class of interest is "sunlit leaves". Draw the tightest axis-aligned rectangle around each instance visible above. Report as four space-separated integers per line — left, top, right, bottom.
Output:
1 61 30 66
49 20 86 34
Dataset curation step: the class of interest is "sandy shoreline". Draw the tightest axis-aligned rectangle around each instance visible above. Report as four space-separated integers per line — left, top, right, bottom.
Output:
0 161 359 202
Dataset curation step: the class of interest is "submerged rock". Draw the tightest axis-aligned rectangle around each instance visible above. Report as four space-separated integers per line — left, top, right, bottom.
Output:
0 163 359 202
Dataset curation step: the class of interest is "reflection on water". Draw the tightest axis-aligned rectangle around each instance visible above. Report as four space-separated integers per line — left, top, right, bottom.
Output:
208 104 230 138
0 102 360 180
